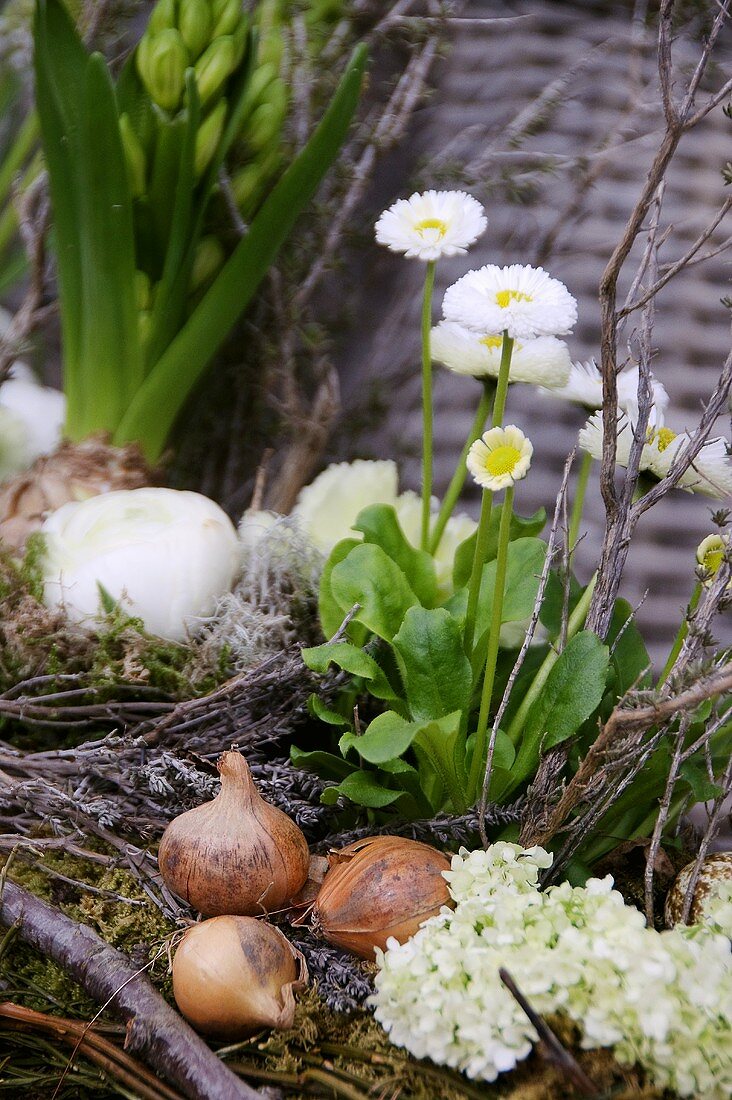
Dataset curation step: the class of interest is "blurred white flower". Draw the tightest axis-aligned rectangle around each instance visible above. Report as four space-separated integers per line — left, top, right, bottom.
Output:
579 413 732 499
467 425 533 492
431 321 571 387
395 489 476 596
375 190 487 262
42 488 239 641
0 307 65 477
443 264 577 340
0 374 64 468
0 405 34 480
540 360 669 417
292 459 400 554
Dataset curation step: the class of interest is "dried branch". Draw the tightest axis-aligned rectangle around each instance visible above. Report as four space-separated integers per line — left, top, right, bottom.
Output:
587 0 732 638
0 881 262 1100
0 174 52 385
498 969 601 1098
0 1002 185 1100
528 660 732 851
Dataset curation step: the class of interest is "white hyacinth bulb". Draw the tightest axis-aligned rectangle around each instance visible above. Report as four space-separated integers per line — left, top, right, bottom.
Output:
0 368 65 479
42 488 240 641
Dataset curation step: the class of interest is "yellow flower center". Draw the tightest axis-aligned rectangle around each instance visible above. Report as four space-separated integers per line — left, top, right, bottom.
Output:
414 218 448 238
702 547 724 576
648 427 677 452
480 335 504 350
484 444 522 477
496 289 532 308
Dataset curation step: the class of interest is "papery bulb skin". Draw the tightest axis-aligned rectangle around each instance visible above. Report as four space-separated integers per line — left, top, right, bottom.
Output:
313 835 454 959
172 915 307 1039
158 750 310 916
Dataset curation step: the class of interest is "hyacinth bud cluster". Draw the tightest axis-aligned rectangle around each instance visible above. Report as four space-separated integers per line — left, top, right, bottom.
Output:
136 0 247 116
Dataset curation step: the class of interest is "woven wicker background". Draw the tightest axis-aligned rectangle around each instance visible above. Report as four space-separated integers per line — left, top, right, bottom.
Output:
331 0 732 664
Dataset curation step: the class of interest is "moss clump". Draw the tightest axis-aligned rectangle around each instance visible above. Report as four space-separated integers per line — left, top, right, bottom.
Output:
1 845 177 1015
220 986 661 1099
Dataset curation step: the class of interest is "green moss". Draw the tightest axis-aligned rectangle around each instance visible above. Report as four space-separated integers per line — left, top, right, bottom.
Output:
1 846 177 1017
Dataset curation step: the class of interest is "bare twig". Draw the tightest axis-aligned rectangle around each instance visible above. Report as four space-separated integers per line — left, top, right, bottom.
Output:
498 969 601 1098
477 451 573 844
0 882 263 1100
529 661 732 850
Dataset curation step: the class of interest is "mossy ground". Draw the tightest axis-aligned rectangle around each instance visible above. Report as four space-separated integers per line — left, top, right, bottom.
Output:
0 846 667 1099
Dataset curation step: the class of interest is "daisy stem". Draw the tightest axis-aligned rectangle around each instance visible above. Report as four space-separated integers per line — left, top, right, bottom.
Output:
463 489 493 655
491 331 514 427
429 382 495 556
568 451 593 552
468 484 514 802
657 581 702 688
420 260 437 552
462 332 514 655
505 570 597 746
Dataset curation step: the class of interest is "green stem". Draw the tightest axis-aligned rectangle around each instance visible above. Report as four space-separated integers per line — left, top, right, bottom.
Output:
468 483 514 801
491 331 513 427
506 571 598 745
420 260 437 551
462 333 514 655
657 581 702 687
429 382 494 555
463 489 493 655
568 450 593 551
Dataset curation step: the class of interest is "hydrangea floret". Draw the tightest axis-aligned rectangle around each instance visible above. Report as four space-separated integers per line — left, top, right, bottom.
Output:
372 843 732 1100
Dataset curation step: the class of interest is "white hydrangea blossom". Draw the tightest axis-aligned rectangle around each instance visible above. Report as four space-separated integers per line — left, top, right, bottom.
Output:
372 844 732 1099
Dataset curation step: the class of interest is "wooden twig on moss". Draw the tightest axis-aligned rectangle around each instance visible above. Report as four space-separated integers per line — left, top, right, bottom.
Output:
0 1002 185 1100
0 881 262 1100
499 969 600 1099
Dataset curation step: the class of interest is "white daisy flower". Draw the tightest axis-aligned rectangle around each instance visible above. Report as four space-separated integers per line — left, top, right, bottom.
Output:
467 425 533 492
431 321 571 388
443 264 577 340
578 414 732 499
374 190 487 262
696 533 729 586
540 360 669 416
650 430 732 498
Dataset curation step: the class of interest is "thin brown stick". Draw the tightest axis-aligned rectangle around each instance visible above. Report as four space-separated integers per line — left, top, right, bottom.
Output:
498 969 600 1098
0 881 262 1100
529 661 732 849
0 1002 185 1100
